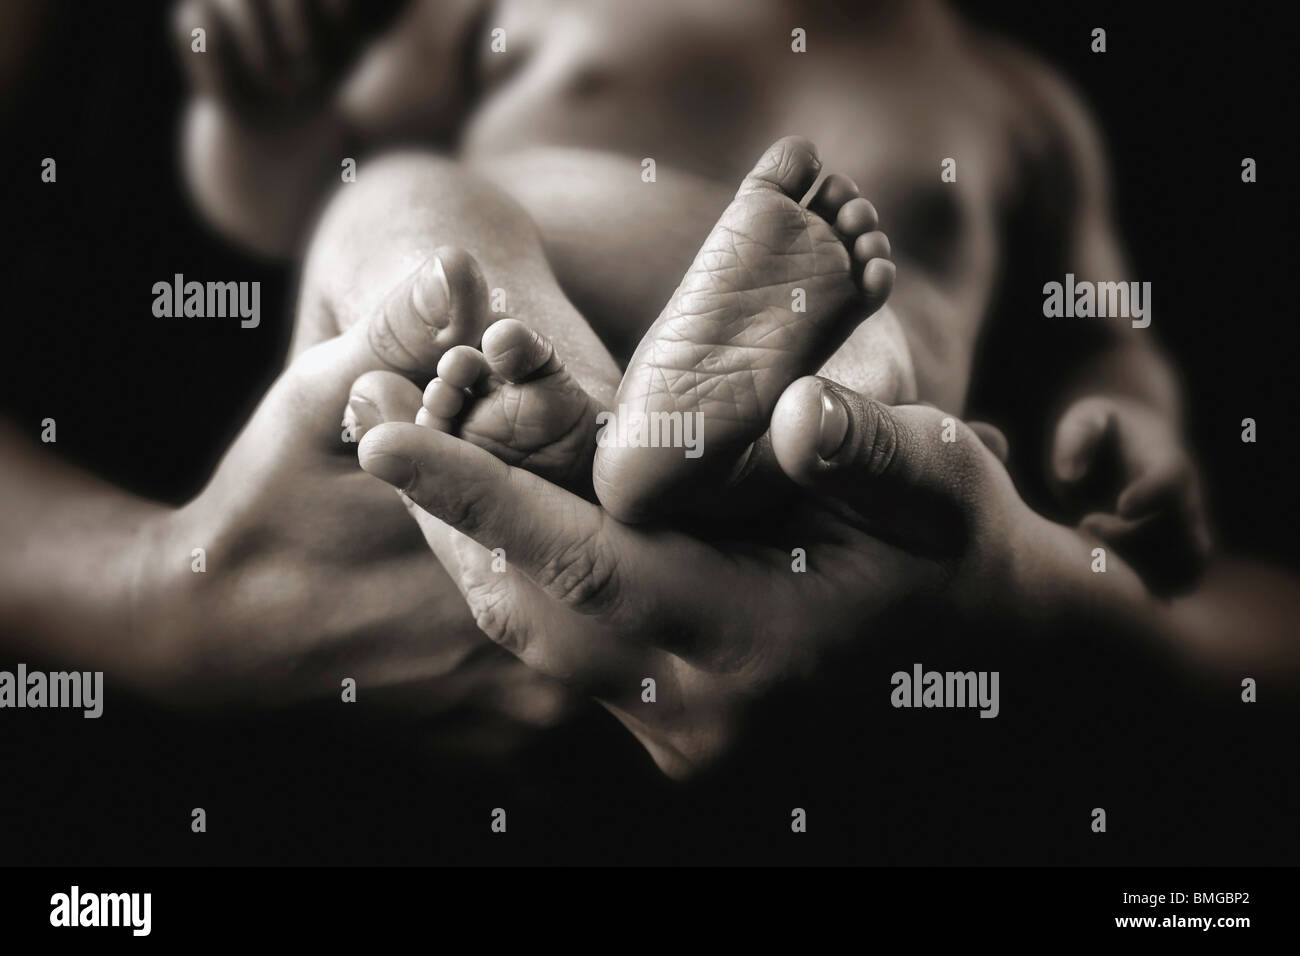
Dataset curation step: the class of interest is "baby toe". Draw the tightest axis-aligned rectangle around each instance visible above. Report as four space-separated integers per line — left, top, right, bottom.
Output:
860 257 896 300
415 405 455 433
423 377 469 420
482 319 561 383
806 173 861 222
852 230 892 264
836 197 880 238
436 345 489 390
739 135 823 201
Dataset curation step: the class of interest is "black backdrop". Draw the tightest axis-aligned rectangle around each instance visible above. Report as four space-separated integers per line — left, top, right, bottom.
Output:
1 1 1296 866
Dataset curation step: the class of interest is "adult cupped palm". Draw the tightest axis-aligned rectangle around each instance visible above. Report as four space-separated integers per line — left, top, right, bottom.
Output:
143 253 572 737
355 373 1151 779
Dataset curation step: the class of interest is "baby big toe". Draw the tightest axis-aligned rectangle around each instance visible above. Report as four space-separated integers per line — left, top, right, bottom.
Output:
738 135 823 201
482 319 561 383
436 345 490 390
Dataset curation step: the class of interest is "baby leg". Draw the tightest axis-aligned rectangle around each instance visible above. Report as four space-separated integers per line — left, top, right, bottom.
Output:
484 146 918 401
296 152 622 407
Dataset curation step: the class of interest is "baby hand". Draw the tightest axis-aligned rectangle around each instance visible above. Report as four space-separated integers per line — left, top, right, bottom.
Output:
173 0 408 120
1050 395 1210 594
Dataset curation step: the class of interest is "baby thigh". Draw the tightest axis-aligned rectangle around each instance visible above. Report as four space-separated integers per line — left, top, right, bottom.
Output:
484 148 920 406
481 148 733 360
295 151 622 400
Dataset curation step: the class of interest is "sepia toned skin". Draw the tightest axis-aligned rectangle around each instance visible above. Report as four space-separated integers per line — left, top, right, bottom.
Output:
357 373 1172 778
335 149 1294 777
308 143 1126 778
0 1 1290 776
0 140 1293 778
181 0 1146 394
180 0 1203 580
461 0 1205 570
0 237 573 744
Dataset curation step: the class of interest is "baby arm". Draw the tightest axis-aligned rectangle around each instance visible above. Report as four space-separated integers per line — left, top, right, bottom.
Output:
1001 45 1208 593
173 0 485 256
1050 352 1209 595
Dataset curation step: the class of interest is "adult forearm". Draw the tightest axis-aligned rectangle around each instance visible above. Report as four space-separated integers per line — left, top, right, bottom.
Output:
0 425 179 689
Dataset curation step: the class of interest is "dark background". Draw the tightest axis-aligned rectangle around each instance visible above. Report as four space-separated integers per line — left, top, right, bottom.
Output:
1 1 1296 865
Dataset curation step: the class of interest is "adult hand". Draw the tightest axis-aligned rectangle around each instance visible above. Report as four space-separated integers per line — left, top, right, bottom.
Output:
142 252 570 734
358 374 1130 777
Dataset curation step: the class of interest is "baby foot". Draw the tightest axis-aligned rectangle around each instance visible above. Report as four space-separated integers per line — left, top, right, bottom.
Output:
419 319 603 494
592 135 895 522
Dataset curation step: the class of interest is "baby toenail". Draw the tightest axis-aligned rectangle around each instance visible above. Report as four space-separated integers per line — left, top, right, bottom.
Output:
817 386 850 459
346 395 381 432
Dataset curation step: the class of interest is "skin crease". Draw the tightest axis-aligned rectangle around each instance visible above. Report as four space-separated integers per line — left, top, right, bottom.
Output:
178 0 1202 578
2 0 1291 784
588 136 898 523
0 178 579 756
123 125 1270 774
357 374 1163 779
0 283 569 739
134 253 574 739
309 140 1217 776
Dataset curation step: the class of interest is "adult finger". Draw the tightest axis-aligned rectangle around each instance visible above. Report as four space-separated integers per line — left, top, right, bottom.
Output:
769 376 992 554
288 247 488 444
358 423 623 615
373 438 652 697
968 421 1009 463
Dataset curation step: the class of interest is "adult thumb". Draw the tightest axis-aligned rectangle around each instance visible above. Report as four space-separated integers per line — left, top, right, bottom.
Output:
769 376 990 554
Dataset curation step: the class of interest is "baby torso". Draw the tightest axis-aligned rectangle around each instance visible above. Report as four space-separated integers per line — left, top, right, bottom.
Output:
463 0 1028 302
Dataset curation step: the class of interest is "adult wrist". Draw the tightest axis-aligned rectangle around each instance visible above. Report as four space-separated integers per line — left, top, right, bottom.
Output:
124 505 203 701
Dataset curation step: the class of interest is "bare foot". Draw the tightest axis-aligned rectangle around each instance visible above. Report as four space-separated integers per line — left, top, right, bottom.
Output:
592 135 895 522
420 317 603 495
